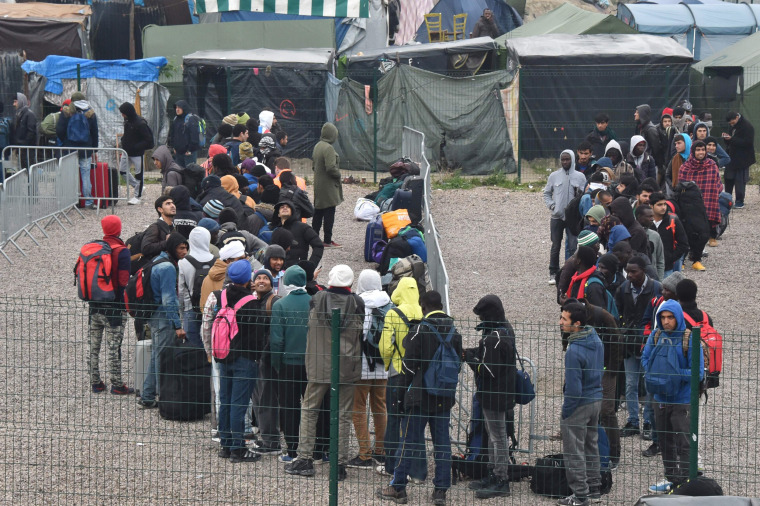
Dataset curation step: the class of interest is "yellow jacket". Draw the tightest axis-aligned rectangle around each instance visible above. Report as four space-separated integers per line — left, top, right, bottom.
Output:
379 277 422 374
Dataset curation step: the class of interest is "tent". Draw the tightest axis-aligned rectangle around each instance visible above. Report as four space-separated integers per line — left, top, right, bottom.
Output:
194 0 368 17
691 31 760 148
412 0 522 44
496 3 637 39
617 3 759 60
345 36 499 82
21 56 170 154
183 48 334 157
504 34 693 159
0 2 91 60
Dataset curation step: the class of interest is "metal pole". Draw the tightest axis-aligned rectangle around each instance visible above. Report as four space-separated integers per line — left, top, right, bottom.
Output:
329 308 341 506
77 64 81 91
373 68 378 184
689 326 701 479
225 67 232 116
516 66 522 184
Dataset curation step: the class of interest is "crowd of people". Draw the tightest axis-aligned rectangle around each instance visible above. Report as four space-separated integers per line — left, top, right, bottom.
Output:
75 97 747 506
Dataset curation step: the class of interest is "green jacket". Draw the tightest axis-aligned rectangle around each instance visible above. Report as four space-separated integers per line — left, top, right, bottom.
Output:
269 267 311 370
311 122 343 209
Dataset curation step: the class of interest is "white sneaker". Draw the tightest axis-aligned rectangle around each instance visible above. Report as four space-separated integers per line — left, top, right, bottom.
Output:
127 197 140 205
648 479 672 493
548 276 556 285
376 465 392 476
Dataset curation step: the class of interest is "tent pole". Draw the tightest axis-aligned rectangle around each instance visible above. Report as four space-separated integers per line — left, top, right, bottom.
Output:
129 1 136 60
77 64 81 91
373 67 378 184
517 66 522 184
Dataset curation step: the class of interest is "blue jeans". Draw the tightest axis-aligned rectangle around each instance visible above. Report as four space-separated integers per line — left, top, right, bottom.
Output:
218 356 258 451
384 375 427 480
141 316 175 402
550 218 578 275
624 356 653 427
79 157 93 206
182 310 202 348
392 408 452 491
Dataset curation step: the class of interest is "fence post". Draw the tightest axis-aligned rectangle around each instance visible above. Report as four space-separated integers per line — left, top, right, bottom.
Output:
516 66 522 184
689 326 701 480
76 64 81 91
372 68 378 184
329 308 341 506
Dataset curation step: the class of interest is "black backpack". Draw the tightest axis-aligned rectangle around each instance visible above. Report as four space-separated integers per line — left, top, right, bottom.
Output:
377 234 413 275
530 454 571 498
125 230 147 275
185 255 216 312
564 190 585 236
183 163 206 199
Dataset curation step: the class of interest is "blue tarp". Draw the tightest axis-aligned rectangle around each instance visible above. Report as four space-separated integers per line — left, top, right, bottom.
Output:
414 0 522 43
21 56 168 95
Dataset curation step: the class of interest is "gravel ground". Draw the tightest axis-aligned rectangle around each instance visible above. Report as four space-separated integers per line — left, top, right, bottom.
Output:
0 181 758 504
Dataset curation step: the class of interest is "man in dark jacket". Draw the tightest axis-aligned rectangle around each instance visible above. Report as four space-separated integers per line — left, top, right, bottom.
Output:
169 100 199 167
141 195 176 261
118 102 154 204
566 246 608 310
169 185 201 239
723 111 756 209
615 256 662 438
271 198 324 268
378 291 462 506
197 175 246 218
634 104 661 165
12 92 36 167
585 113 617 161
559 301 604 506
465 295 515 499
609 196 649 256
57 91 98 209
471 8 500 38
649 192 689 276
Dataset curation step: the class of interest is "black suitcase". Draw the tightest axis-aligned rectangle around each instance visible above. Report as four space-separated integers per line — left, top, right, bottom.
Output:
400 175 424 225
159 341 212 421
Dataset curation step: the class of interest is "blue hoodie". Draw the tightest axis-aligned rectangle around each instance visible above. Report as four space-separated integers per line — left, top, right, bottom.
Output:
607 224 631 251
641 299 704 404
150 251 182 329
562 326 604 419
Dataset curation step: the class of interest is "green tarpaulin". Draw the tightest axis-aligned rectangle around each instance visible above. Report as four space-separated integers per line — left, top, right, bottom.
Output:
334 65 517 175
497 3 636 41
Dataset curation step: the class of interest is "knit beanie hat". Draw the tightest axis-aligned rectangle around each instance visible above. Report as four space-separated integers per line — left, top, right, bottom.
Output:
662 271 686 294
328 264 354 288
577 230 599 247
239 142 254 161
203 199 224 218
253 268 274 286
223 114 239 126
101 215 122 237
585 205 606 224
207 144 227 158
228 259 252 284
71 91 86 102
597 253 619 273
197 217 220 233
237 112 250 125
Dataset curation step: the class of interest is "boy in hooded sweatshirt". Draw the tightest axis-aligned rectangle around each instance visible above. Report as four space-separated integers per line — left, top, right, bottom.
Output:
152 145 184 192
169 100 199 167
634 104 661 162
626 136 657 182
178 227 215 348
57 91 98 208
604 140 636 182
118 101 154 203
170 185 202 239
641 300 703 493
349 270 392 470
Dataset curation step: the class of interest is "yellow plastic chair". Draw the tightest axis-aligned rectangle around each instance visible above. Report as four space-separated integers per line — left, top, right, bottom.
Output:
453 13 467 40
424 13 444 42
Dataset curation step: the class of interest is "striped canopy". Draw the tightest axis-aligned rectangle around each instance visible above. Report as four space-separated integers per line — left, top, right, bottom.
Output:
195 0 368 17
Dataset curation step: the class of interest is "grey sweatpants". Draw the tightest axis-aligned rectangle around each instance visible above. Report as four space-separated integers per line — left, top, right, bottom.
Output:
560 400 602 498
482 408 510 480
252 360 280 448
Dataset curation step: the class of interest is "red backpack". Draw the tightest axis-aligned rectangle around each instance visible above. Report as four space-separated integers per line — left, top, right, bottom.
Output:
683 310 723 388
74 240 115 302
211 290 255 360
123 257 171 318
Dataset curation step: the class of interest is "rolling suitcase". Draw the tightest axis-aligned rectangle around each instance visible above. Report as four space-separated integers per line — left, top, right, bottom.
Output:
364 214 386 262
79 160 119 208
158 341 212 421
400 175 424 225
134 339 152 396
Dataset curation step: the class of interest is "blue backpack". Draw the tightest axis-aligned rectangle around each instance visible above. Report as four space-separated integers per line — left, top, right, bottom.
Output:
585 277 619 320
67 111 91 144
0 117 10 150
644 329 690 397
399 226 427 262
184 113 207 148
421 322 460 398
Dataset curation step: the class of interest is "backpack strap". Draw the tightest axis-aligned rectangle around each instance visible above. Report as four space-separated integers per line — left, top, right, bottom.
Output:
220 289 228 309
264 293 278 315
652 328 662 345
389 307 409 359
681 329 692 358
232 293 256 311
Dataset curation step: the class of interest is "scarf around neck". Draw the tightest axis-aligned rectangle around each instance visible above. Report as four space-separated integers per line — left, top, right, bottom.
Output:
567 265 597 299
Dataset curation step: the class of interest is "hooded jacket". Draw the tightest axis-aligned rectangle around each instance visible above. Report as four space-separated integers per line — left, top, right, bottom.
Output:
656 114 678 167
153 145 184 191
542 149 587 220
177 227 214 313
467 295 516 412
306 287 365 383
57 99 98 158
262 244 287 292
12 93 37 146
170 100 198 154
198 175 246 217
357 270 392 380
379 277 423 376
641 299 704 404
604 140 636 181
149 232 188 329
402 309 463 413
271 198 324 268
141 216 175 261
258 111 274 133
118 102 153 156
666 133 692 192
580 299 623 371
615 276 662 357
609 196 649 256
607 224 631 252
692 122 730 167
312 122 343 209
725 114 756 170
199 258 230 317
221 175 255 209
90 216 131 322
652 211 689 271
635 104 661 161
269 266 311 370
562 326 604 419
678 146 723 224
625 135 656 181
170 185 202 239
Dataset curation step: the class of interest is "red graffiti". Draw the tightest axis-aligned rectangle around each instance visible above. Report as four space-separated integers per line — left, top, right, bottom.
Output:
280 99 296 119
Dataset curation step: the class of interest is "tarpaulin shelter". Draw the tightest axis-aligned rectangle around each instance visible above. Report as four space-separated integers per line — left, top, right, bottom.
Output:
497 3 637 39
333 64 516 175
22 56 170 150
183 48 334 157
691 31 760 148
505 34 693 159
345 36 499 83
0 2 91 60
617 2 759 60
412 0 522 43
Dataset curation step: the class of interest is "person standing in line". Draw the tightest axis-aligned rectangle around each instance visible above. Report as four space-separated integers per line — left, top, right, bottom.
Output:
722 111 755 209
11 92 37 169
118 102 154 205
169 100 199 168
311 122 343 248
57 91 98 209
